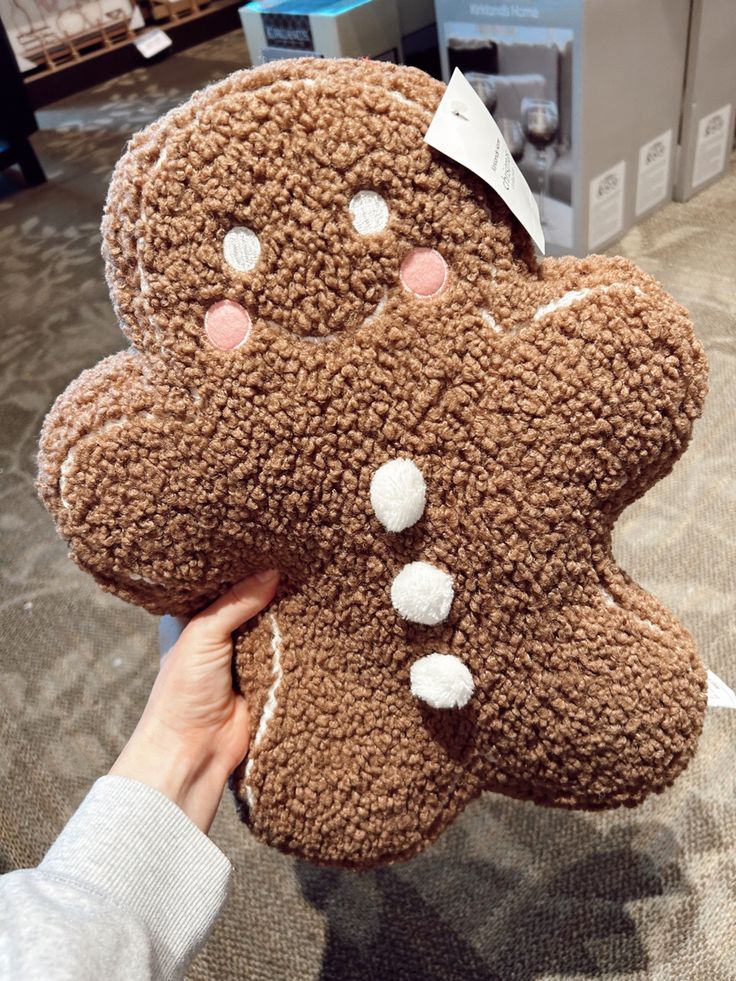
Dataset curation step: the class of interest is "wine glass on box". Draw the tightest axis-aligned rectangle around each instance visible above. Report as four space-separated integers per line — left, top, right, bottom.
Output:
465 72 498 116
498 118 525 163
521 98 559 224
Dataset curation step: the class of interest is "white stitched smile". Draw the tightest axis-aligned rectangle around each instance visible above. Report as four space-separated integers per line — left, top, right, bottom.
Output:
244 612 284 811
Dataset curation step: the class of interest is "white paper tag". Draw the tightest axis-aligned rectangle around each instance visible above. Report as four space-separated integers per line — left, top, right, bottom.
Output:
635 129 672 216
15 52 37 72
692 104 732 189
134 28 173 59
588 160 626 250
129 5 145 30
707 670 736 709
424 69 545 254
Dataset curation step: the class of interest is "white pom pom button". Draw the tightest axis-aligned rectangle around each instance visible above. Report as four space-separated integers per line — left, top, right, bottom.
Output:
410 653 474 709
391 561 454 625
370 458 426 532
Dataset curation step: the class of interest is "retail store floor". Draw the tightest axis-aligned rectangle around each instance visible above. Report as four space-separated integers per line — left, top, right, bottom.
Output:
1 31 735 980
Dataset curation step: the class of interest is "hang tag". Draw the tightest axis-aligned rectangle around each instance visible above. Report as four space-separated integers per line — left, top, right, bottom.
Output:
129 5 145 30
134 28 172 60
707 670 736 709
424 68 545 254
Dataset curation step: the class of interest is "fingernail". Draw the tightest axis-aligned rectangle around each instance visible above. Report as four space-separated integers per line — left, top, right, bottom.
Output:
255 568 278 583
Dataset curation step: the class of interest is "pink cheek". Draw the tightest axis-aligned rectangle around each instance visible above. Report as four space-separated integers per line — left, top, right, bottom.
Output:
400 248 449 298
204 300 252 350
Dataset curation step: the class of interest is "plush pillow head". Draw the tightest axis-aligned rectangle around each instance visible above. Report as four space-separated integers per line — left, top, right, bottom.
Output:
38 58 708 868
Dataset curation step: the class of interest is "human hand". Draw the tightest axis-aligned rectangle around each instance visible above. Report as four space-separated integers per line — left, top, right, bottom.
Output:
110 569 279 833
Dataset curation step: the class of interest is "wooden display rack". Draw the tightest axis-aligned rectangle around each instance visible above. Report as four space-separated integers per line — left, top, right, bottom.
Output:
20 18 135 74
148 0 210 22
22 0 241 108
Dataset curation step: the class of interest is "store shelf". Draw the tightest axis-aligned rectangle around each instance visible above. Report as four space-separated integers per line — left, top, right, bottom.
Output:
23 0 242 109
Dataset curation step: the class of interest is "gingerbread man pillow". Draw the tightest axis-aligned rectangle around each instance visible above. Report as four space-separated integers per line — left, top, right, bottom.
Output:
38 58 708 868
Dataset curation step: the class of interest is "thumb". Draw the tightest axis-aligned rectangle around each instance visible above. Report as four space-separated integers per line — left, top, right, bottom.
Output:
188 569 280 647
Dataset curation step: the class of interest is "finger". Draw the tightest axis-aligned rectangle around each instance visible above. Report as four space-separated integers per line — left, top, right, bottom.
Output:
159 615 189 658
189 569 279 645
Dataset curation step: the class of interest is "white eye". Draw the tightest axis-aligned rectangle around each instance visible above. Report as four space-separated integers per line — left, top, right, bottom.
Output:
349 190 389 235
223 226 260 272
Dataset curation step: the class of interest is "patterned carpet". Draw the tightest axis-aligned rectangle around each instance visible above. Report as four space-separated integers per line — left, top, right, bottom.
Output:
1 31 735 981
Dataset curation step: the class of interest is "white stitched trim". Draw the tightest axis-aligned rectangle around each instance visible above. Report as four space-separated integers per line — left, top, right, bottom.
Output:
599 584 663 634
137 238 150 293
481 308 501 333
299 332 339 345
599 585 616 607
534 287 592 319
533 283 644 320
135 130 168 306
59 413 152 509
637 616 663 634
244 611 284 811
360 292 387 329
390 89 413 105
126 571 160 586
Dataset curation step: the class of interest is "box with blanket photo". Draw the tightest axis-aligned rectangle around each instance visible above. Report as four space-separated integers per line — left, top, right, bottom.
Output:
434 0 691 257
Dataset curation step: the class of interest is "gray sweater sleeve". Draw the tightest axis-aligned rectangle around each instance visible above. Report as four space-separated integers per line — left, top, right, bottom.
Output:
0 775 232 981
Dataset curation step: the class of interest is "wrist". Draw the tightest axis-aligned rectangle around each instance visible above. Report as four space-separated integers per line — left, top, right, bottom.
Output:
110 720 232 833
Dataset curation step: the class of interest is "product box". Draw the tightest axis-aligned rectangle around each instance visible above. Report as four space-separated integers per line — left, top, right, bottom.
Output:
674 0 736 201
398 0 433 37
397 0 440 77
240 0 402 64
434 0 691 256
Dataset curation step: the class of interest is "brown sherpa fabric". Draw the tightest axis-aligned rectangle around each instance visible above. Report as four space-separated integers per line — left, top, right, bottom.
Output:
37 58 709 869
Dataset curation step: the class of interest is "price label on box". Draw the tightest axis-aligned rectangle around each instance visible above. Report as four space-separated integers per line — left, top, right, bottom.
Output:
134 28 173 59
692 104 732 190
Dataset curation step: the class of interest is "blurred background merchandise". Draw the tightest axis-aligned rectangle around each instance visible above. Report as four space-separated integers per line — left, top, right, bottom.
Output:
0 0 245 107
674 0 736 201
1 0 140 73
435 0 693 257
239 0 439 76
